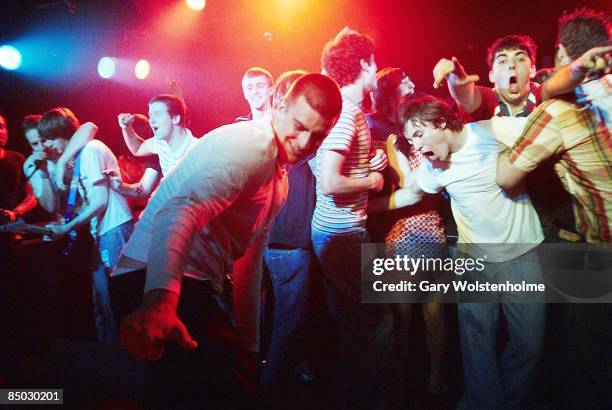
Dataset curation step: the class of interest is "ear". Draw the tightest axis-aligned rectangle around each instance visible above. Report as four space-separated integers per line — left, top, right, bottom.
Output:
171 115 181 126
440 120 447 130
275 96 288 113
529 64 536 79
360 58 371 71
488 70 495 84
555 44 571 67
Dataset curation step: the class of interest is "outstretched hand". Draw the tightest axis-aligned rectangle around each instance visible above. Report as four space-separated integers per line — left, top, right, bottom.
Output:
572 45 612 77
433 56 480 89
102 169 123 191
120 290 198 362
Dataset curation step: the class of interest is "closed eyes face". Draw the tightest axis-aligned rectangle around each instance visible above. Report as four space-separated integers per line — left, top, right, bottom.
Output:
274 95 335 163
25 128 43 152
402 120 449 162
42 137 69 160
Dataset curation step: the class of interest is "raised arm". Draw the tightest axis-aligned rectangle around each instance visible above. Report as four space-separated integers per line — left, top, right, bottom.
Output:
433 56 482 113
541 45 612 100
54 122 98 190
118 113 153 157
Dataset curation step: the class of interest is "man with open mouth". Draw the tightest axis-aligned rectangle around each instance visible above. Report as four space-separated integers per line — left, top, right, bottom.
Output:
433 34 541 120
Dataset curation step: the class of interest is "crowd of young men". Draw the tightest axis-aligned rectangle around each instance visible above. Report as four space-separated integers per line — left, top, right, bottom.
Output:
1 6 610 409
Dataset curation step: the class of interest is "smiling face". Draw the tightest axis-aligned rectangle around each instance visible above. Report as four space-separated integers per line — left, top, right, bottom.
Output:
148 101 179 140
402 120 451 162
273 95 335 164
242 75 273 112
489 48 536 106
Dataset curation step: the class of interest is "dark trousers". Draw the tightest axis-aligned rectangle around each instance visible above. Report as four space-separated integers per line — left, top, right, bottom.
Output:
110 271 253 409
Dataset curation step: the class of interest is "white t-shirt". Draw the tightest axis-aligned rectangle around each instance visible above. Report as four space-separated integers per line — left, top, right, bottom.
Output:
141 128 198 175
418 117 543 262
77 140 132 237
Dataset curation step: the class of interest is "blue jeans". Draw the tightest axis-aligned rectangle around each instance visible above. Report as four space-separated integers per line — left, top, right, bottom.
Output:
458 249 545 409
93 220 133 345
311 227 396 409
260 247 313 387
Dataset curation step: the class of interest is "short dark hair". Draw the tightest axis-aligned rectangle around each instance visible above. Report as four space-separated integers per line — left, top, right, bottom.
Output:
22 114 42 134
373 67 408 117
148 94 188 127
273 69 307 108
38 107 80 141
486 35 537 69
397 94 463 133
557 8 610 60
285 73 342 124
243 66 274 86
322 28 374 87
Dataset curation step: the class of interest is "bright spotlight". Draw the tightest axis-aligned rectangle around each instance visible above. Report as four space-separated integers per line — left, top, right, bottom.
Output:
97 56 116 79
185 0 205 11
0 45 22 70
134 59 150 80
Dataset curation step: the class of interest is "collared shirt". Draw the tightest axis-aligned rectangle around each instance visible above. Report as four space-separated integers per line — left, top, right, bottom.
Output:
461 83 542 122
509 75 612 243
114 117 289 295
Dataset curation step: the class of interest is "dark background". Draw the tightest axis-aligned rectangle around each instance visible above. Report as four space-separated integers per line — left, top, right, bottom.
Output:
1 0 610 156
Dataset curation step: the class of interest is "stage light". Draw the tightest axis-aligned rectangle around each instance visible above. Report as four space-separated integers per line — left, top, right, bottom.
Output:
134 59 150 80
97 56 116 79
185 0 205 11
0 45 22 70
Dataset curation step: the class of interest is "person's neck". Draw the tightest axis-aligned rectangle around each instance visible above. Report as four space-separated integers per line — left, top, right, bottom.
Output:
251 105 271 120
341 83 365 105
0 147 5 159
497 84 532 115
448 128 468 155
166 127 187 151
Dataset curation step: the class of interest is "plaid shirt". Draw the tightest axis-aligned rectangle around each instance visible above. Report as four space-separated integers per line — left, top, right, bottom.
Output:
509 75 612 243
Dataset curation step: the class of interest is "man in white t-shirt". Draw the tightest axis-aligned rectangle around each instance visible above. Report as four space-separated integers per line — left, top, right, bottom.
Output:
118 94 198 176
390 94 545 409
40 107 133 346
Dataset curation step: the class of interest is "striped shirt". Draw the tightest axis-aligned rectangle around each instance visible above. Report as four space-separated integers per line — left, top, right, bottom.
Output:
141 128 198 175
509 75 612 243
312 97 371 234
